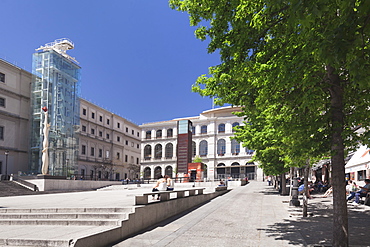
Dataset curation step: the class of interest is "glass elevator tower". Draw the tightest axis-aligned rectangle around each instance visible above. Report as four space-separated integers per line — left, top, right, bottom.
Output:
30 39 80 176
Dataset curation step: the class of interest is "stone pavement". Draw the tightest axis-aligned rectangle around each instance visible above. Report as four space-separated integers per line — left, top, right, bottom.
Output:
0 181 369 247
113 181 370 247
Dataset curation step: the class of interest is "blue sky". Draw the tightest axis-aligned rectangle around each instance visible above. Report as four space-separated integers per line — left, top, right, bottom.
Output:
0 0 221 125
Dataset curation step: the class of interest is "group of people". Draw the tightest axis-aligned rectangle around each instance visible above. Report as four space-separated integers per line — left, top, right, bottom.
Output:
152 175 174 200
347 179 370 204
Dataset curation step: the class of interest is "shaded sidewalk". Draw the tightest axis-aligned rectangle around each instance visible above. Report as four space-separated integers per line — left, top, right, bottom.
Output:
113 181 370 247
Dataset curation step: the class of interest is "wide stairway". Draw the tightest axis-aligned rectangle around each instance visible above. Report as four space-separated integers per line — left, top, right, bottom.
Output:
0 207 134 247
0 181 37 197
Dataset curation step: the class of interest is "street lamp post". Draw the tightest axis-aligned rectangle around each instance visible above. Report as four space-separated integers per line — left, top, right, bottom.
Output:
5 150 9 180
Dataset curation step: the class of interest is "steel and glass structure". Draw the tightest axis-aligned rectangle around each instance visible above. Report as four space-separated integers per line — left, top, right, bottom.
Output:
30 39 80 176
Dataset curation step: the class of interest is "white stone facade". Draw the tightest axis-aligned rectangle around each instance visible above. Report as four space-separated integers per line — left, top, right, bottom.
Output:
140 106 259 181
0 59 32 175
78 98 141 181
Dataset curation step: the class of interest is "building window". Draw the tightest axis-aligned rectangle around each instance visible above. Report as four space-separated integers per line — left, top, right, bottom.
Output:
82 108 86 115
144 145 152 160
231 139 240 155
358 170 366 181
125 155 128 162
132 130 134 135
137 132 140 137
82 125 86 132
99 131 103 137
0 72 5 83
165 143 173 159
0 97 5 107
136 158 139 164
0 126 4 140
117 152 120 160
218 124 225 133
99 149 102 158
125 140 128 145
155 144 162 159
246 148 254 155
199 140 208 156
137 144 139 148
91 147 95 156
156 129 162 139
232 122 240 132
201 125 207 134
117 122 120 128
91 128 95 135
91 112 95 119
217 139 226 156
99 116 103 122
192 126 195 135
146 130 151 139
126 127 128 132
81 145 86 155
192 141 196 157
106 133 110 139
117 136 120 142
107 119 110 125
167 128 173 137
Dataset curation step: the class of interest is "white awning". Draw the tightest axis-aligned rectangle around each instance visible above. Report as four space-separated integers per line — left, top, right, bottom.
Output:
345 145 370 172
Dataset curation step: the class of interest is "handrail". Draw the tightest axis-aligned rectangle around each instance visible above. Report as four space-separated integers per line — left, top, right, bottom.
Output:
12 176 39 191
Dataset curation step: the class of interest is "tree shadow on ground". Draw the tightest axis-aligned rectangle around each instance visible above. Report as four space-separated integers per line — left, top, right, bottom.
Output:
258 190 370 247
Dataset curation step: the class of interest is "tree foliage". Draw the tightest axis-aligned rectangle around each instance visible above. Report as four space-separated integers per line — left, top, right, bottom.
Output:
170 1 370 245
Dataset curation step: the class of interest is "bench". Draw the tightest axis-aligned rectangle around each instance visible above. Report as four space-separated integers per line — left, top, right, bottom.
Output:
364 192 370 206
215 186 227 191
135 188 205 205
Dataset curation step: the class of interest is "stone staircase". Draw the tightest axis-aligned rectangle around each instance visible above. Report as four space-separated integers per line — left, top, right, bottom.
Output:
0 207 134 246
0 181 37 197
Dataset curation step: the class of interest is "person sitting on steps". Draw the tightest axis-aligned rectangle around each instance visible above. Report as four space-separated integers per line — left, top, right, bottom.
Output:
152 175 167 200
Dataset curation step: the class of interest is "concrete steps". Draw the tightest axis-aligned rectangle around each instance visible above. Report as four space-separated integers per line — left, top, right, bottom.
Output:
0 207 131 226
0 207 134 246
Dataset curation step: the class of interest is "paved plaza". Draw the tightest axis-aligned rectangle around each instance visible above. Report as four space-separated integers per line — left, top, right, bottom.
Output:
0 181 369 247
114 181 369 247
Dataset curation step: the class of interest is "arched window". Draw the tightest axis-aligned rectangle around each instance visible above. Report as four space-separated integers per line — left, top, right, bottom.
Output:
165 166 173 178
231 162 240 177
218 123 225 133
246 147 254 155
165 143 173 159
199 140 208 156
201 125 207 134
192 141 196 157
231 139 240 155
145 130 151 139
216 163 226 178
154 166 162 179
155 144 162 159
144 145 151 160
156 129 162 139
217 139 226 156
143 167 151 179
232 122 239 132
167 128 173 137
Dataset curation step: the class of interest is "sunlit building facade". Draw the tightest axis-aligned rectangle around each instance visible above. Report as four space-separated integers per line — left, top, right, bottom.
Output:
140 106 258 181
0 59 32 175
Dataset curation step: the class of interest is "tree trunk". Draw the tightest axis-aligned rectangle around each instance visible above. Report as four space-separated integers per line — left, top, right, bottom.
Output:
281 173 287 195
327 65 348 246
303 163 310 217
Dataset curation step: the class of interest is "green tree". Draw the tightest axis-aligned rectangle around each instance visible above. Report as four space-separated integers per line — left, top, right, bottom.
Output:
170 1 370 245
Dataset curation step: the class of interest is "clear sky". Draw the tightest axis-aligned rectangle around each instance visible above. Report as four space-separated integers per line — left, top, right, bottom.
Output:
0 0 221 125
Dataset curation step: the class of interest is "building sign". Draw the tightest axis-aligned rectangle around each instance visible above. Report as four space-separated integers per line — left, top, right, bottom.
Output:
177 120 192 173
